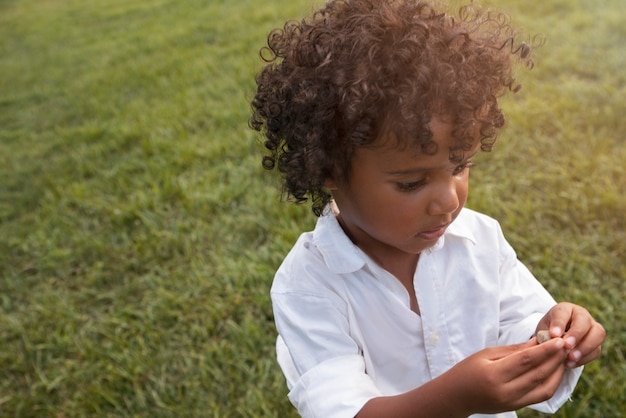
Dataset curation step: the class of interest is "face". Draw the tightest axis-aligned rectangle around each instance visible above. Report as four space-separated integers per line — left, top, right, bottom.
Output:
329 117 480 268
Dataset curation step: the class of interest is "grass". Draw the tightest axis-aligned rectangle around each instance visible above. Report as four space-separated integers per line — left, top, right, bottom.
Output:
0 0 623 416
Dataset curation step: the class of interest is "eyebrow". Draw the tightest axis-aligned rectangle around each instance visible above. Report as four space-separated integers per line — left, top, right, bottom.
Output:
384 150 479 176
384 166 430 176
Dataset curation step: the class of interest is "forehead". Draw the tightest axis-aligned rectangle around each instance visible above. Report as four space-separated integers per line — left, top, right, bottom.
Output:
373 116 480 159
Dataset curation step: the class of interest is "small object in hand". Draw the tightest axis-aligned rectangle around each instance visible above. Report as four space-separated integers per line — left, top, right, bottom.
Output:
536 330 552 344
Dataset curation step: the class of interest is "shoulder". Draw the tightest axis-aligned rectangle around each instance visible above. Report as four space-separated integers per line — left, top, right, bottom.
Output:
271 230 324 294
271 213 365 297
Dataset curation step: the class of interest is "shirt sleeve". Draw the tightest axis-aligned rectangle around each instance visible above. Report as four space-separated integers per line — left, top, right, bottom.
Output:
272 291 381 418
495 226 583 413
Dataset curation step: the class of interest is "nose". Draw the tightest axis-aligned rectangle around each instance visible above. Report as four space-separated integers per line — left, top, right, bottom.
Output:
427 178 460 216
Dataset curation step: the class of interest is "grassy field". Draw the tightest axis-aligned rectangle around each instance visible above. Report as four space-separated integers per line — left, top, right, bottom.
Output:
0 0 624 416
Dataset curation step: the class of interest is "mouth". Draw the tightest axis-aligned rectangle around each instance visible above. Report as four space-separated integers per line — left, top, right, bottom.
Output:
418 223 449 241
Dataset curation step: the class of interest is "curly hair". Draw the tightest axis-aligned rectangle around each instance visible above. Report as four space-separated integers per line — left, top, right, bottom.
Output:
250 0 536 216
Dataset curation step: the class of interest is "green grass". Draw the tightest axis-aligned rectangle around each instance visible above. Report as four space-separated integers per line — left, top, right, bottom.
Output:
0 0 623 416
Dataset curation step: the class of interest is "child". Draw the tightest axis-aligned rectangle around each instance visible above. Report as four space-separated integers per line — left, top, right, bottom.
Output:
249 0 606 416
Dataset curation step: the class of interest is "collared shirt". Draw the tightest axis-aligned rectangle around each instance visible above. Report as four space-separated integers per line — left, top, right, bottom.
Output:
271 207 582 418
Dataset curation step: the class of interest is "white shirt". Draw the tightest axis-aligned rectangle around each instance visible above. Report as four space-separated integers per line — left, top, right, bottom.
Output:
271 207 582 418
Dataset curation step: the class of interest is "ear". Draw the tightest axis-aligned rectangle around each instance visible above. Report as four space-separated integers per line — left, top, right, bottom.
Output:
324 177 338 190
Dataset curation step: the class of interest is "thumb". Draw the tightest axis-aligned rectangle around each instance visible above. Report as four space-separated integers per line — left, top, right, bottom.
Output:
489 339 537 360
543 303 575 338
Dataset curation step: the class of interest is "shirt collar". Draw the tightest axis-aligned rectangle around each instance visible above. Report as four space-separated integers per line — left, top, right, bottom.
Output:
313 206 477 273
426 208 477 253
313 210 367 274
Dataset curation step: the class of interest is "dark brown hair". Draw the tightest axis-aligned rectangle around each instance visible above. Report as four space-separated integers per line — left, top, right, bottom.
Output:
250 0 535 215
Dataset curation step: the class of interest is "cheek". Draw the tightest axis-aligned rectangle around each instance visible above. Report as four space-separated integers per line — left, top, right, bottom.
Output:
457 178 470 206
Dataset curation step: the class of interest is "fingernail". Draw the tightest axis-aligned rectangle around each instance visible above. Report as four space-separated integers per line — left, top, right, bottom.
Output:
566 361 577 368
554 338 565 349
552 326 562 336
571 350 582 361
565 336 576 348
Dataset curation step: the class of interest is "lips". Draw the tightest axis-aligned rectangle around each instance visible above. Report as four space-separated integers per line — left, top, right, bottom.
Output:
418 223 449 241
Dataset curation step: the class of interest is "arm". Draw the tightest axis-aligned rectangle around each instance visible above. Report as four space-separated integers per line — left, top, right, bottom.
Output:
357 338 570 417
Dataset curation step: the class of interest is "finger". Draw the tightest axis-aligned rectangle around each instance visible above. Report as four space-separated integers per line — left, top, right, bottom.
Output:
546 303 575 339
499 338 566 381
565 322 606 367
499 345 567 409
486 339 537 361
566 321 606 361
513 363 566 408
568 345 602 368
560 306 593 349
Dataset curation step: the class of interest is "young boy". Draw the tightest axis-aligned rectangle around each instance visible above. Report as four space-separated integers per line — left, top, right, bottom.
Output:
250 0 606 416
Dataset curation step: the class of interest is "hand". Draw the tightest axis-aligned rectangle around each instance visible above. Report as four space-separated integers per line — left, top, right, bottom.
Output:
535 302 606 368
446 339 569 415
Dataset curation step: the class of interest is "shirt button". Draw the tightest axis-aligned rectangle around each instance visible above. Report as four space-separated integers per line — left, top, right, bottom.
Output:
429 332 440 345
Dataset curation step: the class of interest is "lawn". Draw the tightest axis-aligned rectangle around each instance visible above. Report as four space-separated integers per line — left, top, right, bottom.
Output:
0 0 624 416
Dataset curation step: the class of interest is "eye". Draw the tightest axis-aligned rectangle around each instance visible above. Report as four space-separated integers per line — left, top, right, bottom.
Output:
452 161 475 176
397 178 427 192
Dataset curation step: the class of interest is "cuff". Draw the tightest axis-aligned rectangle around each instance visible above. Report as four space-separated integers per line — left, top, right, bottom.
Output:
284 354 381 418
529 366 584 413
